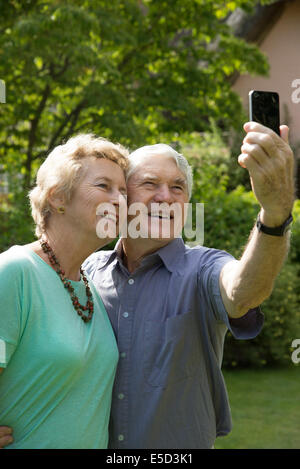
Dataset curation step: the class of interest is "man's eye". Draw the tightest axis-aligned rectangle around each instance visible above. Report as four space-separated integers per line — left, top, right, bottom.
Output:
96 183 108 189
172 186 183 191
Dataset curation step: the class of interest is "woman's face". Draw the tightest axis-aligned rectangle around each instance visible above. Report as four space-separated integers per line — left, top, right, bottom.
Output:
64 157 127 246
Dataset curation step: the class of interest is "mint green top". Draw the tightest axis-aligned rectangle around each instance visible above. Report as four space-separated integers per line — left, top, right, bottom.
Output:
0 245 119 449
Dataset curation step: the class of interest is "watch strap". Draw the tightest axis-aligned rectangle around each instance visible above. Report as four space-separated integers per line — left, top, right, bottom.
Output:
256 213 293 236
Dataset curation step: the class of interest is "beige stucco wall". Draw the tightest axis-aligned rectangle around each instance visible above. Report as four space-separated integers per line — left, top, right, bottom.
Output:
232 0 300 154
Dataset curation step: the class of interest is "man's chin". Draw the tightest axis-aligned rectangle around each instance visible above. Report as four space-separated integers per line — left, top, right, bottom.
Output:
146 218 181 240
143 228 180 243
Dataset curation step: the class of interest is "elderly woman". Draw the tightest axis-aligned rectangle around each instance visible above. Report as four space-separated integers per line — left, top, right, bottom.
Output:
0 134 128 449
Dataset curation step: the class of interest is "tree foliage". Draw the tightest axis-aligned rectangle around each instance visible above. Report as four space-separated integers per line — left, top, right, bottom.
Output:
0 0 269 190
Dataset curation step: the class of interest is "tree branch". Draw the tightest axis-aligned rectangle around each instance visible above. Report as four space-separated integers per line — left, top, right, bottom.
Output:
24 83 51 188
32 98 87 162
49 57 71 79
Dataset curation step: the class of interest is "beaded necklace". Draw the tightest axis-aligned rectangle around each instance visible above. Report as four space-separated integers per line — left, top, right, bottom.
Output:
40 238 94 323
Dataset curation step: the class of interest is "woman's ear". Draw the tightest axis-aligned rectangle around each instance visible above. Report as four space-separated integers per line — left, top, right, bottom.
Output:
47 187 66 213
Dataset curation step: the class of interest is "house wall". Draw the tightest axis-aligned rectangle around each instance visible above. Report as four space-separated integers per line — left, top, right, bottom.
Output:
232 0 300 155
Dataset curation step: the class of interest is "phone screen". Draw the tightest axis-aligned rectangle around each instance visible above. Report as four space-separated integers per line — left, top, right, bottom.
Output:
249 90 280 135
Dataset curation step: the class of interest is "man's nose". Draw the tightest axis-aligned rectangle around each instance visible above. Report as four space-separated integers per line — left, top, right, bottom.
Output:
153 184 173 203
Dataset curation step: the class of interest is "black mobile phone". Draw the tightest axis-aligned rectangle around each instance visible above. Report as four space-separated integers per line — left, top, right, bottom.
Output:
249 90 280 135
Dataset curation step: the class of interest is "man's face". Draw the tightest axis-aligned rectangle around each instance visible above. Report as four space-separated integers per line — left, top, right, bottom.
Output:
126 153 189 242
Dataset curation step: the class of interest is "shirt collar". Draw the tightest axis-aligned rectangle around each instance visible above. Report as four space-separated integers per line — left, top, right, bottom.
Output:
95 242 119 270
155 237 186 273
96 237 186 273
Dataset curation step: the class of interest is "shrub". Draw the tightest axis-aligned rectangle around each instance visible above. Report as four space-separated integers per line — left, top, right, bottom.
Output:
223 261 300 368
0 191 34 253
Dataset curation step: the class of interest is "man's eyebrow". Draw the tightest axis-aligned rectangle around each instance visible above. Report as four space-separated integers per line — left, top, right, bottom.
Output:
138 174 160 182
137 175 187 185
173 177 186 185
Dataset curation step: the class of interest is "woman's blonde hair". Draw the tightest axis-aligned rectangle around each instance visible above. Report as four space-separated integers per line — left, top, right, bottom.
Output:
29 133 129 238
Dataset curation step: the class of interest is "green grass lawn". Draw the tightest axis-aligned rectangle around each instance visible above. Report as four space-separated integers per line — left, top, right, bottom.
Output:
214 366 300 449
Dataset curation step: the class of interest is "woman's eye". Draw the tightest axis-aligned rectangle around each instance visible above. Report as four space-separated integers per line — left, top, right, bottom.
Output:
96 183 108 189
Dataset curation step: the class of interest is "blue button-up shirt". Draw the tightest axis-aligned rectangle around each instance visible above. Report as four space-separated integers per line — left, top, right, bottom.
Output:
84 238 263 449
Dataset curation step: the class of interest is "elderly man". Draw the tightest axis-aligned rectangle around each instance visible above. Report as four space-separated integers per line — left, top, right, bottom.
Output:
0 122 295 449
83 122 294 449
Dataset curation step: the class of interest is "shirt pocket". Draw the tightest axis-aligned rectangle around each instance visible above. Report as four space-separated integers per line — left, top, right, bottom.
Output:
143 311 198 388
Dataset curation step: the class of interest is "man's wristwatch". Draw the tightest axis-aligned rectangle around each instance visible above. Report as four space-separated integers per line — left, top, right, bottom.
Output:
256 212 293 236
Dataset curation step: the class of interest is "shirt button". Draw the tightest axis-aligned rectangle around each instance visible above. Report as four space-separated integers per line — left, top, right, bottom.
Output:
120 352 126 358
123 312 129 318
118 393 125 400
128 278 134 285
118 434 124 441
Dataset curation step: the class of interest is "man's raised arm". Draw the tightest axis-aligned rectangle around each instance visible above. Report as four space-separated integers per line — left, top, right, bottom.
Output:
220 122 295 319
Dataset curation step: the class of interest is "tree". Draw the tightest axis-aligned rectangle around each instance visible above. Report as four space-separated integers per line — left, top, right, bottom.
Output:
0 0 270 191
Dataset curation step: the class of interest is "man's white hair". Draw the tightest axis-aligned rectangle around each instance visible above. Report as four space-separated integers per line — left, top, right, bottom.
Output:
127 144 193 199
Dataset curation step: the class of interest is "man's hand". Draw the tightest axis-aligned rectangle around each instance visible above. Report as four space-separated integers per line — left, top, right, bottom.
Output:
0 426 13 448
238 122 295 226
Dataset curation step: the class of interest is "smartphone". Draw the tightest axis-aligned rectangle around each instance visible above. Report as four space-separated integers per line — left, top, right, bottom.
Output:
249 90 280 135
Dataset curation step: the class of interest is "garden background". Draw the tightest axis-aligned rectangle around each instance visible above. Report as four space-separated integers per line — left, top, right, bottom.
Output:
0 0 299 449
